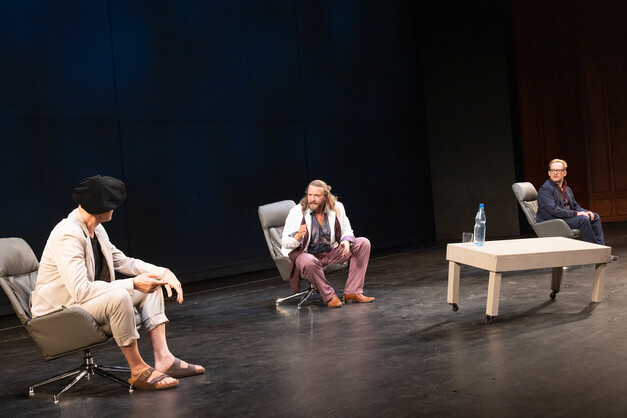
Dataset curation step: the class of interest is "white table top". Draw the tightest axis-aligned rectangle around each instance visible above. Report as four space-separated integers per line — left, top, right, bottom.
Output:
446 237 612 272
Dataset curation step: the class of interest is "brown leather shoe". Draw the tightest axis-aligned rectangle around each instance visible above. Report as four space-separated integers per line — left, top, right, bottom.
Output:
344 293 375 303
327 294 342 308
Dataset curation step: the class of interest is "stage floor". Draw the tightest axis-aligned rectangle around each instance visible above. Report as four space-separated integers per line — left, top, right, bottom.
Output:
2 224 627 417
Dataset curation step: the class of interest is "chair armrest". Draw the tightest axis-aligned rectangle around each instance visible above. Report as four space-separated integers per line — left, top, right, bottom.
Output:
27 307 110 360
323 262 349 274
273 256 292 282
532 219 576 238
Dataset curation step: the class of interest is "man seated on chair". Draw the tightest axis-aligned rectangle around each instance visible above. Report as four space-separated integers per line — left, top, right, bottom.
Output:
537 158 610 248
30 175 204 391
281 179 374 308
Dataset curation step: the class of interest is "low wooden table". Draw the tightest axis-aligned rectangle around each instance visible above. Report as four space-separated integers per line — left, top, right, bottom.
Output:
446 237 612 322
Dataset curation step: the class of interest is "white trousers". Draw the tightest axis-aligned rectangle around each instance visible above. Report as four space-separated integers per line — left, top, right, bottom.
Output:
79 287 168 346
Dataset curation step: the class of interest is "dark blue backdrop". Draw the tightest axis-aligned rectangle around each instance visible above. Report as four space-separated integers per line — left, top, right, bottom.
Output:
0 0 433 280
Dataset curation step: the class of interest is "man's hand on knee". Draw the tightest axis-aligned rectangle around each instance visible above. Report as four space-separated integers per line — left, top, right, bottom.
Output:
163 269 184 304
133 273 167 294
340 240 351 257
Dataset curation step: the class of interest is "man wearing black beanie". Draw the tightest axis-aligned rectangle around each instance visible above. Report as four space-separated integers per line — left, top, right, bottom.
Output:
31 175 204 391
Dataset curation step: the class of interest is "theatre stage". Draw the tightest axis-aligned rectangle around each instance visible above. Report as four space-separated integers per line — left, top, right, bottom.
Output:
2 224 627 417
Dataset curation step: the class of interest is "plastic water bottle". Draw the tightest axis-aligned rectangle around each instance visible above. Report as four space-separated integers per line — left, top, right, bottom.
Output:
473 203 486 246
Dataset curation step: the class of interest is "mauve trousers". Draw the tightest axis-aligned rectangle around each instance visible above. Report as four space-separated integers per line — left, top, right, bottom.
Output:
295 237 371 302
79 286 168 347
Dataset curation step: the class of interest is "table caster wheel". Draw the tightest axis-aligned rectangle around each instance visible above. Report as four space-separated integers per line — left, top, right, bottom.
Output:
450 303 459 312
485 315 493 323
550 291 558 300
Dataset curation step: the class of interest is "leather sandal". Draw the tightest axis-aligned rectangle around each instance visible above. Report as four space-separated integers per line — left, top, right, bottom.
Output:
164 358 205 378
128 367 179 390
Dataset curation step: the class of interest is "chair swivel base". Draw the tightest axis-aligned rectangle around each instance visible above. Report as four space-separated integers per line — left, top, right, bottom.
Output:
29 349 132 403
275 283 316 309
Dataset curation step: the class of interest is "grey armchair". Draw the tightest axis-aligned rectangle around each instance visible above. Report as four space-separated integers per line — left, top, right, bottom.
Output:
512 182 581 238
0 237 133 403
258 200 345 308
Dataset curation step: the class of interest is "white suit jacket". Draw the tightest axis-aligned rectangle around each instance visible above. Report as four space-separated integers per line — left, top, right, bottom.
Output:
280 201 354 257
30 208 166 317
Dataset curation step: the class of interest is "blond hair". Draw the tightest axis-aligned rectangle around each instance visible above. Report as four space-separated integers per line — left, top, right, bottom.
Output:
549 158 568 170
299 179 338 214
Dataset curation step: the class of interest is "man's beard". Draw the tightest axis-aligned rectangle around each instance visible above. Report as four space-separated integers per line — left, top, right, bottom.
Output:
309 201 325 212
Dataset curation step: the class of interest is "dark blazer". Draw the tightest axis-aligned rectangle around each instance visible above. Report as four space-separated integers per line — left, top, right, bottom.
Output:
536 179 585 222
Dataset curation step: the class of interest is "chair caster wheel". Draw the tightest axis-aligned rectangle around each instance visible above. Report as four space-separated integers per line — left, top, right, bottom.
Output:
450 303 459 312
550 291 558 300
485 315 493 323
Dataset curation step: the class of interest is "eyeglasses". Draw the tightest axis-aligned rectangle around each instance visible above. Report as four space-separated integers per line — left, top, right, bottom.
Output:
549 169 565 174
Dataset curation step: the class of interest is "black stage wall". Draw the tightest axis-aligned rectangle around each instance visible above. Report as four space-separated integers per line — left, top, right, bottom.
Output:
420 1 520 241
0 0 521 315
0 1 433 285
